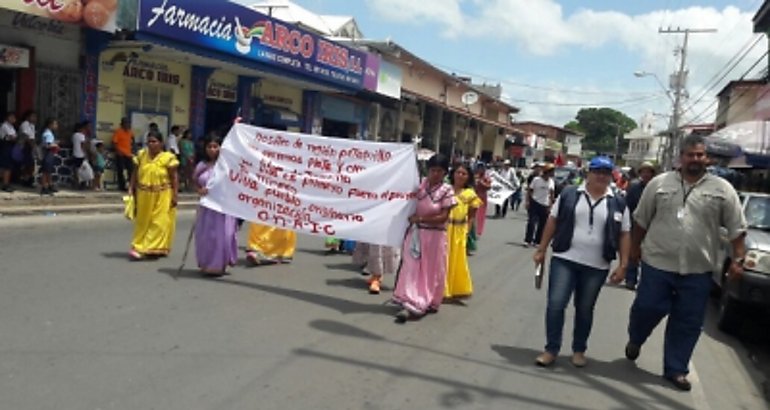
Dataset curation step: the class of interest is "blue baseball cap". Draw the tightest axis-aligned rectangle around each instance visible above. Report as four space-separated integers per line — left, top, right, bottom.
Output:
588 156 614 171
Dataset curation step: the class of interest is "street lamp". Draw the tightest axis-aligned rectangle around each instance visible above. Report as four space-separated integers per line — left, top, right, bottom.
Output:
633 71 675 104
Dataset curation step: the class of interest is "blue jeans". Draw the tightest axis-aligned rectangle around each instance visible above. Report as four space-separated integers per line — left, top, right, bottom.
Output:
625 261 640 286
628 262 712 377
545 257 609 354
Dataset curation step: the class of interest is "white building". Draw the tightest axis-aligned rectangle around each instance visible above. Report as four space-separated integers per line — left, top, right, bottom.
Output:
624 112 668 166
564 133 583 157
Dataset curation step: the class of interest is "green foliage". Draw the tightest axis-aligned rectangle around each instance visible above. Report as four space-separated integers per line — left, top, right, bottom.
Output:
568 108 637 155
564 120 584 134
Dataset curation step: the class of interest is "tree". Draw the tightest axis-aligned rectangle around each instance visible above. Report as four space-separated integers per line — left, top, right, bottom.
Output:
565 108 637 157
564 120 584 134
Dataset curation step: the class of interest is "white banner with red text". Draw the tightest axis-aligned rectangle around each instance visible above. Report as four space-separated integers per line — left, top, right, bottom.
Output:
486 170 515 206
201 123 420 247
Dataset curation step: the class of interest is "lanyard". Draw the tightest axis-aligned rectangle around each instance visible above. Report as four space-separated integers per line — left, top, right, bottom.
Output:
583 192 606 230
680 179 697 207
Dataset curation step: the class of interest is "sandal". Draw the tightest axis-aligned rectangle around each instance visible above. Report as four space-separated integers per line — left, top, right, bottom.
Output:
246 251 261 266
128 250 143 260
368 276 382 294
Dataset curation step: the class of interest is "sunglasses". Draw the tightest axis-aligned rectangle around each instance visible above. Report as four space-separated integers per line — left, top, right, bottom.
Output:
590 169 613 175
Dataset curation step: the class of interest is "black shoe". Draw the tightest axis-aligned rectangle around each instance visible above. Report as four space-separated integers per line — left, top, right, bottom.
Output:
40 187 49 195
664 374 692 391
625 342 640 361
395 309 410 323
50 186 58 193
1 185 13 193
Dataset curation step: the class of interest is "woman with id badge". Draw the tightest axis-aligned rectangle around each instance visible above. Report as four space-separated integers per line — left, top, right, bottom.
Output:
532 156 630 368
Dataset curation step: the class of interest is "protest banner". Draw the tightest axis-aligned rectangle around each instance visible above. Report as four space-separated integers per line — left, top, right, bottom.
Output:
487 170 516 206
201 123 420 247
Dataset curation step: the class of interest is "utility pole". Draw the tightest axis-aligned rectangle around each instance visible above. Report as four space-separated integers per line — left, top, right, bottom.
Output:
659 27 717 170
614 123 621 164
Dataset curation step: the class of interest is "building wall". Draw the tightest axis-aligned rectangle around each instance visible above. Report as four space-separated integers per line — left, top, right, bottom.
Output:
717 87 759 127
96 49 191 146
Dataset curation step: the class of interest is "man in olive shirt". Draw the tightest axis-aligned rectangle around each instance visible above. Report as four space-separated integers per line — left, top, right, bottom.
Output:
625 135 746 391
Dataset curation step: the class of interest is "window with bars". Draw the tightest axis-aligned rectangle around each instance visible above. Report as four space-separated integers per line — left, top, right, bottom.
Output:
125 83 173 115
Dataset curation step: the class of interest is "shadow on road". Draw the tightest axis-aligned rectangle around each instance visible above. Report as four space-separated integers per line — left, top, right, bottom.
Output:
100 251 129 259
296 248 338 257
491 344 691 410
323 262 361 272
293 347 587 410
325 277 367 290
157 268 395 315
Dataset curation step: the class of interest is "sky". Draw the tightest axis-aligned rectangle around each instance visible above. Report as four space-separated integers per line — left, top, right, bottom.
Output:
275 0 768 131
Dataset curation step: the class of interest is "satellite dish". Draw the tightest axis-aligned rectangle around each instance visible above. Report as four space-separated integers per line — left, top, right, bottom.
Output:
461 91 479 106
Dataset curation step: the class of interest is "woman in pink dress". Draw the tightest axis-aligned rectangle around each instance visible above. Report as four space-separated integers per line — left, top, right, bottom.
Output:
393 154 456 323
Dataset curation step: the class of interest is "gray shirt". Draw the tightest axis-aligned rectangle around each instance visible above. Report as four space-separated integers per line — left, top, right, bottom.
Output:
633 171 746 275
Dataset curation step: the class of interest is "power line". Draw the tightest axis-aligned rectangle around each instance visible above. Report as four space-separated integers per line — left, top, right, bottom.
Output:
501 93 664 107
682 49 769 126
683 34 764 113
431 63 658 96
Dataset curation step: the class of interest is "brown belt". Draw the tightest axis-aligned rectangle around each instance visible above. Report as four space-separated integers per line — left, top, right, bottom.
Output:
137 182 172 192
417 224 446 231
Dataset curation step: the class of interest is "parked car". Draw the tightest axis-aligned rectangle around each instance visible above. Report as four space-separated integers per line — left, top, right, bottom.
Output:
554 166 580 197
713 192 770 334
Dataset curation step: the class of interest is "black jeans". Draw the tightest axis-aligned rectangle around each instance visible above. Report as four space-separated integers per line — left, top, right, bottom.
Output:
525 201 549 244
115 154 134 191
495 198 510 218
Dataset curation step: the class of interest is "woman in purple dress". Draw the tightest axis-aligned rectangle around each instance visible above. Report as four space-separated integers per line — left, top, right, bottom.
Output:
194 136 238 277
393 154 456 323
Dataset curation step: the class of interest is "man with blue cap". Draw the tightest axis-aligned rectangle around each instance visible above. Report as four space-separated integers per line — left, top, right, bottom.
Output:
533 156 631 368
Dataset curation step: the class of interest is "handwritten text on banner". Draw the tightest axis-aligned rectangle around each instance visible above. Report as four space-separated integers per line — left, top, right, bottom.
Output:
486 170 515 206
201 123 420 247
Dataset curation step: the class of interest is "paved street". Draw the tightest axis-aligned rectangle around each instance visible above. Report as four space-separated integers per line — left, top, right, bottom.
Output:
0 210 768 410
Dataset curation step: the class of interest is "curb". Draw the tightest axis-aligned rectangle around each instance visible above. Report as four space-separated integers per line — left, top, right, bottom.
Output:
0 201 200 217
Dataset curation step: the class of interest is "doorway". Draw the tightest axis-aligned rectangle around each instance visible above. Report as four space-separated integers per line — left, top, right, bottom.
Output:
205 100 236 136
322 118 356 138
0 69 16 117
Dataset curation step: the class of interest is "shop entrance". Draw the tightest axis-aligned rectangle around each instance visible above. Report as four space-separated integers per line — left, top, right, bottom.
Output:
0 69 16 117
205 100 236 136
322 118 356 138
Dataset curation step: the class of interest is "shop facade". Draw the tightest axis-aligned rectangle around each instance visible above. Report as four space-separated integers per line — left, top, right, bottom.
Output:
0 0 120 186
125 0 373 140
95 48 191 144
0 7 82 132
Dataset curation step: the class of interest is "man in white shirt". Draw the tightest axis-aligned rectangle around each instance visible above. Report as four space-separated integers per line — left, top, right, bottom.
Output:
71 121 89 188
166 125 181 155
0 112 18 192
495 160 519 218
524 163 556 247
532 156 630 367
17 111 37 187
18 110 36 141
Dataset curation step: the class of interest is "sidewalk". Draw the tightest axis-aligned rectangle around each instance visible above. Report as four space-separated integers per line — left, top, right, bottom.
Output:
0 187 199 217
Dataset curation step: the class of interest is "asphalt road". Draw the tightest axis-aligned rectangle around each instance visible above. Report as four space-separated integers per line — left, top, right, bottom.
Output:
0 210 768 410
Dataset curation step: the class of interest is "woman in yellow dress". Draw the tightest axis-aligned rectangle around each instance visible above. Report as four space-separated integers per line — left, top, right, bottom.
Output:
128 131 179 260
445 163 482 299
246 224 297 265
